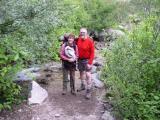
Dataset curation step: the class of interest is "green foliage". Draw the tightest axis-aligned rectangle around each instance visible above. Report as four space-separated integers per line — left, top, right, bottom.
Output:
102 16 160 120
0 37 23 111
111 0 160 24
83 0 116 30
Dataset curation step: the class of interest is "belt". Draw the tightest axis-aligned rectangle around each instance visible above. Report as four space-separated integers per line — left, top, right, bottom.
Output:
78 58 88 60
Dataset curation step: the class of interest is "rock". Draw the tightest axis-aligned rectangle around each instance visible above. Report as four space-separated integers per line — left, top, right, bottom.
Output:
94 41 106 50
91 66 97 74
93 61 102 67
36 78 50 85
101 111 114 120
92 73 104 88
43 63 62 73
105 28 125 41
55 114 60 117
28 81 48 105
36 73 52 84
98 30 107 42
88 30 99 41
31 68 40 73
15 67 41 81
18 109 22 112
0 117 5 120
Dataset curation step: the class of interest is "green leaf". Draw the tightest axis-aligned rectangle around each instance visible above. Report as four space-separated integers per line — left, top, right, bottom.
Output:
14 54 19 61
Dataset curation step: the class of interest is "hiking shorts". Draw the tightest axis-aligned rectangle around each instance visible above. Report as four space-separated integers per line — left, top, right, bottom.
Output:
78 59 91 72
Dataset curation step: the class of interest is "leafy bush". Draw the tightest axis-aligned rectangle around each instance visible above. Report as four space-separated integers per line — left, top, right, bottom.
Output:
0 37 24 111
102 16 160 120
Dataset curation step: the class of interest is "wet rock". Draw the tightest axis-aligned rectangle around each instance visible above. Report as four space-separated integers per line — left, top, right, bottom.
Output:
15 67 41 81
28 81 48 105
101 111 114 120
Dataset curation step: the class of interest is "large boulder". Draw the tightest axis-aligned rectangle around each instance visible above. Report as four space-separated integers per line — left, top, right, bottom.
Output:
90 29 125 42
28 81 48 105
105 28 125 41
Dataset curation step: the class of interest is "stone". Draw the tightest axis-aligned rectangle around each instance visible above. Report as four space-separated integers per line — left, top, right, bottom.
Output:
101 111 114 120
93 61 102 67
15 67 41 81
105 28 125 41
55 114 60 117
28 81 48 105
91 66 97 74
0 117 5 120
92 73 104 88
18 109 22 112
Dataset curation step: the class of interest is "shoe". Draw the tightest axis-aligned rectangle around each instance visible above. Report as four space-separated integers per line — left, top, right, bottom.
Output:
62 89 67 95
71 89 76 96
77 84 85 92
85 89 91 99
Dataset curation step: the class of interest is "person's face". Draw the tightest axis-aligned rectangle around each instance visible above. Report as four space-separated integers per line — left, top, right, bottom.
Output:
68 37 74 44
80 32 87 39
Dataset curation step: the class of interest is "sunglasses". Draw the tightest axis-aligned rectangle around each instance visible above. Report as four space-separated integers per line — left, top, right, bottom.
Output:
80 32 86 36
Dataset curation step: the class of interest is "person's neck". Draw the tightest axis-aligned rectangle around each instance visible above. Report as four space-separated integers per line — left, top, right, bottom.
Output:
68 42 73 46
81 36 87 40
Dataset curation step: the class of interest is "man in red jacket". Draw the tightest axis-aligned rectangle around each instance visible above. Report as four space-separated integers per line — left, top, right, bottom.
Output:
77 28 95 99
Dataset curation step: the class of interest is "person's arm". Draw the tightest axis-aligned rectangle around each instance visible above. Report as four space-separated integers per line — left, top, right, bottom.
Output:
88 40 95 65
75 45 79 60
60 44 70 61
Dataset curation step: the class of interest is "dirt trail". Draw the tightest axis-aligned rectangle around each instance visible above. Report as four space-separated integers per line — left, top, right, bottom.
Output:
31 70 105 120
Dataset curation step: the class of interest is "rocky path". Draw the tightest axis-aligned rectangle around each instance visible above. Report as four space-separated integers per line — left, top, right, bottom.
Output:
31 70 105 120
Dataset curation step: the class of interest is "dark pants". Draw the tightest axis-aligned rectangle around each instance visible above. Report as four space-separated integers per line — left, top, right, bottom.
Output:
62 61 75 91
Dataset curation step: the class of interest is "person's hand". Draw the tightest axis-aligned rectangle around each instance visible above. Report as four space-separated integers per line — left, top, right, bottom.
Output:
87 64 92 70
68 58 75 62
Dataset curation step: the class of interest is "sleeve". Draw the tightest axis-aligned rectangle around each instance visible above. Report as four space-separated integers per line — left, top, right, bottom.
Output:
88 40 95 65
60 44 69 61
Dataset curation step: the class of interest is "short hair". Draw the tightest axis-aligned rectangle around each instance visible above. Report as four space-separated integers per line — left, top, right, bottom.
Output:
68 33 75 39
80 28 87 34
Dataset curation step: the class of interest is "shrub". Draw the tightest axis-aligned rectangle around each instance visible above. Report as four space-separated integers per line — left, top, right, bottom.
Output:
102 16 160 120
0 37 24 111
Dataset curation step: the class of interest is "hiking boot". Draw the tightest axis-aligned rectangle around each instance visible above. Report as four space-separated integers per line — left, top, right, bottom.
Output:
71 89 76 96
85 89 91 100
77 84 85 92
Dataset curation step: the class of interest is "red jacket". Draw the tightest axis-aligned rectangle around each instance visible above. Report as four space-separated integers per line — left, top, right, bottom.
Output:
77 36 95 65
